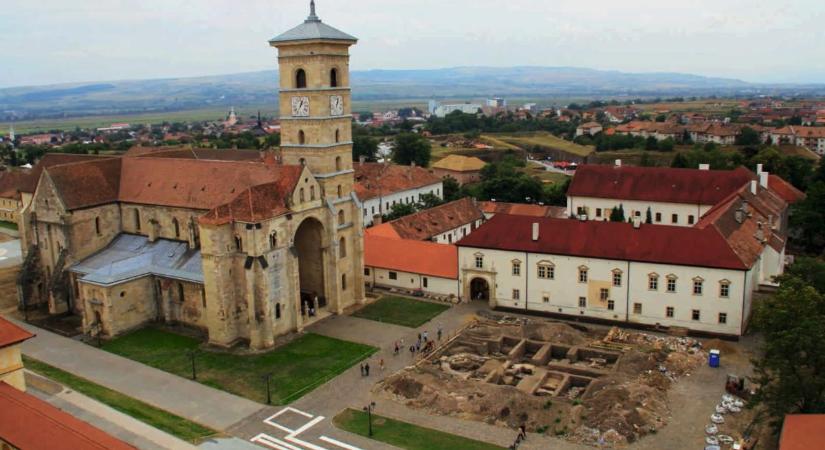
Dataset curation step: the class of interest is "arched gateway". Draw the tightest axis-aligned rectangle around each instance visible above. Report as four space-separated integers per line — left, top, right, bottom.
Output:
294 217 327 316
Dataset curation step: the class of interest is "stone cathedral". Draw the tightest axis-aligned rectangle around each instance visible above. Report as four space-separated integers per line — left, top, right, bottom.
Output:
17 2 365 350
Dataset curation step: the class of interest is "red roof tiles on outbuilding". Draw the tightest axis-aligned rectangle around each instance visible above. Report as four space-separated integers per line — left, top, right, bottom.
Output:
457 214 748 270
0 381 137 450
0 317 34 349
779 415 825 450
568 165 754 206
365 236 458 279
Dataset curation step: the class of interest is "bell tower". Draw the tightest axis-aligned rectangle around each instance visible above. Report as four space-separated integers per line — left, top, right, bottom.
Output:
270 1 357 200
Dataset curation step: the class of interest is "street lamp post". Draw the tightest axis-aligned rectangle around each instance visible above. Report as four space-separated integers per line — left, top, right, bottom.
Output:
265 373 273 405
363 401 376 437
188 350 197 380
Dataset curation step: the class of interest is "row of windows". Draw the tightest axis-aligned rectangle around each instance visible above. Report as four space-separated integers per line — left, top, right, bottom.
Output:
299 184 346 202
383 270 431 288
296 129 343 145
583 207 696 225
294 67 340 89
528 293 729 325
501 257 732 299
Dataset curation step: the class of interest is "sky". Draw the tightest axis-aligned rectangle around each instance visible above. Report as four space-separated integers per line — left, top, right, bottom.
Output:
1 0 823 89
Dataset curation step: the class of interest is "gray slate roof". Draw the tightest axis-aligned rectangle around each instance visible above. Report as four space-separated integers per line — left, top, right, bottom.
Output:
269 3 356 44
70 234 203 287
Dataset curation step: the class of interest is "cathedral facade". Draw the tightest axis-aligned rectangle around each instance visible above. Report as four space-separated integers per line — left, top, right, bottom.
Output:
17 3 365 350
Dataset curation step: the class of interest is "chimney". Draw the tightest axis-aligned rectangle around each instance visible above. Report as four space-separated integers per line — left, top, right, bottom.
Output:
759 171 769 189
750 180 758 195
532 222 540 241
632 216 641 229
373 214 383 225
699 164 710 171
615 159 622 167
756 163 764 175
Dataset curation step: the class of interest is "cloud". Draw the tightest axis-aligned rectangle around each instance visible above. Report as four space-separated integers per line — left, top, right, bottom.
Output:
0 0 822 87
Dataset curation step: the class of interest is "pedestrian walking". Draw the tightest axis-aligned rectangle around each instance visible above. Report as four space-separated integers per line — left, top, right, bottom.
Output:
417 332 421 342
416 340 421 352
437 325 443 341
409 345 415 356
379 358 385 371
360 363 365 377
518 424 526 441
393 341 399 355
423 331 429 342
365 362 370 376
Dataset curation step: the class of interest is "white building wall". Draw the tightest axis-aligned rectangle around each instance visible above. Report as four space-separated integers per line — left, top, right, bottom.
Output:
458 246 754 336
361 181 443 226
365 266 458 297
626 262 747 335
432 219 484 244
568 195 712 227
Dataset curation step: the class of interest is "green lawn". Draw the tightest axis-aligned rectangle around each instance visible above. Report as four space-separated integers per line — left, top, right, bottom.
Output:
492 132 594 157
23 356 217 443
352 296 449 328
334 408 504 450
102 329 376 404
0 221 18 231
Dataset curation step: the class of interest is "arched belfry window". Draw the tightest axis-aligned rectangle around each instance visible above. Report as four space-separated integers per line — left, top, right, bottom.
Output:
330 68 338 87
298 130 306 145
296 69 307 89
335 129 340 143
335 156 342 171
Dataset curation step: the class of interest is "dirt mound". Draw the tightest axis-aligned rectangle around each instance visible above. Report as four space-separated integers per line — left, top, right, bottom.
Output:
582 377 669 443
385 374 423 399
524 322 589 345
703 338 738 355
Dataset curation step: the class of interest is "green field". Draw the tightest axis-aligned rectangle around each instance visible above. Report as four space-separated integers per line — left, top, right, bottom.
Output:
23 357 217 443
334 408 504 450
102 328 376 404
0 99 431 135
353 296 449 328
525 162 571 186
0 221 18 231
490 132 594 157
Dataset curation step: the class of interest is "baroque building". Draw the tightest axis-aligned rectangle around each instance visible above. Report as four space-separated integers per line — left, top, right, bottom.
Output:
16 2 365 350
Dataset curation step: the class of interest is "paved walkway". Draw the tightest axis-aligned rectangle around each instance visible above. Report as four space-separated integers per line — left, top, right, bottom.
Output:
26 371 197 450
12 317 266 431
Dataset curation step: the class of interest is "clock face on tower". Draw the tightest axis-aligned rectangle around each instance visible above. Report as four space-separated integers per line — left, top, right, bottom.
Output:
330 95 344 116
291 96 310 117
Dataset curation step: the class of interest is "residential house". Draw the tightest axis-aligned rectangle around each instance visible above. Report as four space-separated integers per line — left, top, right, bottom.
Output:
354 162 443 226
366 197 485 244
575 122 604 137
431 154 486 185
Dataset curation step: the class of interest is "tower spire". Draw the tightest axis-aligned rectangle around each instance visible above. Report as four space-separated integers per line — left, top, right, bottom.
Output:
306 0 320 22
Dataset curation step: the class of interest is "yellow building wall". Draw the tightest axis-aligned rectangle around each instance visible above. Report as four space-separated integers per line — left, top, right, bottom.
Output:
0 345 26 391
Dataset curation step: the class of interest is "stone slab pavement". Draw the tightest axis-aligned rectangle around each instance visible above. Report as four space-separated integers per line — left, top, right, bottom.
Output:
11 317 266 432
26 371 198 450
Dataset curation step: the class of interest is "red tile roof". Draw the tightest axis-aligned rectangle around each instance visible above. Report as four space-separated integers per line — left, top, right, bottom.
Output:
126 146 263 162
365 236 458 279
779 415 825 450
0 381 137 450
19 153 115 195
457 214 748 270
768 175 805 204
0 317 34 349
354 163 442 201
568 165 755 206
478 201 566 218
365 223 401 239
43 157 302 223
380 197 484 241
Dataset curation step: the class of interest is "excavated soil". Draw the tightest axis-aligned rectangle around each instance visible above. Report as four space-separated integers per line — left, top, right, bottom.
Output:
378 317 705 447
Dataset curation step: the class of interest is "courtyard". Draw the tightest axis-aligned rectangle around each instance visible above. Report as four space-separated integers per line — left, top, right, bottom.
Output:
102 327 377 404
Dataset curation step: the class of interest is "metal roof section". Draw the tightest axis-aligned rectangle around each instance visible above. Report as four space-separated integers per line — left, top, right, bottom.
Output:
70 234 203 286
269 1 357 44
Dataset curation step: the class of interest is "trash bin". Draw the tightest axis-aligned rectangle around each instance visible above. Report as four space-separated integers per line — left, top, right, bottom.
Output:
709 349 721 368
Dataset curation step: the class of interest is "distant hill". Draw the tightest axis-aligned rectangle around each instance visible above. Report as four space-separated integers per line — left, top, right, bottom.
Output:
2 66 823 120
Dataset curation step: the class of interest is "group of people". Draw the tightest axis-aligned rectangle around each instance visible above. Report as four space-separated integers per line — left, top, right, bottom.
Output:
391 325 444 358
360 358 385 377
